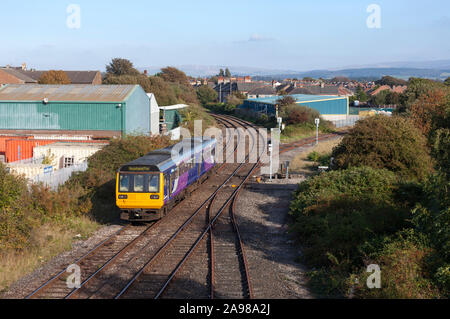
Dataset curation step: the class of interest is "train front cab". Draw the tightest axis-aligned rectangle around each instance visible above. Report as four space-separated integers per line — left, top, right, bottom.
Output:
116 171 164 222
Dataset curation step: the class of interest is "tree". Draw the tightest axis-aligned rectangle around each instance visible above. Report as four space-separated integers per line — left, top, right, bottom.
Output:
355 86 369 103
103 74 152 92
445 77 450 86
376 76 407 87
276 96 296 107
398 78 447 111
159 67 190 85
38 70 71 84
218 69 224 77
332 115 433 181
331 76 350 83
369 89 390 106
225 68 231 78
106 58 139 76
303 77 315 82
408 88 449 137
196 85 218 105
385 91 401 105
148 76 178 105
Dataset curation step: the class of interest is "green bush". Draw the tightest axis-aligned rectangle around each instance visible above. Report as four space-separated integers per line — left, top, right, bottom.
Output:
332 115 433 181
307 151 332 166
353 230 440 299
0 164 34 250
411 173 450 296
290 167 412 268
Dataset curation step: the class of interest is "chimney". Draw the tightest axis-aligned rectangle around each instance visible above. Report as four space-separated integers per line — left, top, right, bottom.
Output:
21 63 27 70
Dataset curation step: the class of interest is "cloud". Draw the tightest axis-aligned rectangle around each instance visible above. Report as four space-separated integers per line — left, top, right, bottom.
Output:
233 34 275 44
433 16 450 27
248 33 274 42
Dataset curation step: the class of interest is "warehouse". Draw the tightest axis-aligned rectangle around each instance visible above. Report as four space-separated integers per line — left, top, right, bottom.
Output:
240 94 349 121
0 84 155 138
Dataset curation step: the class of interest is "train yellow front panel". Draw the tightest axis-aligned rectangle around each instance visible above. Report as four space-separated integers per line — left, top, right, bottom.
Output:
116 173 164 210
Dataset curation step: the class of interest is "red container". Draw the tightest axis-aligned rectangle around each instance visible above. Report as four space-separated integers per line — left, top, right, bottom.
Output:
5 138 109 163
5 139 56 163
0 135 33 154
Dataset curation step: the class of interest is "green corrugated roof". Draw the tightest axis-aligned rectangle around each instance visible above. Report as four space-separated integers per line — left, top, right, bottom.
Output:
0 84 138 102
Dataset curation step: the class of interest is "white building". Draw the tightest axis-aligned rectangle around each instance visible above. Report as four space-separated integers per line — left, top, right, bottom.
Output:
147 93 161 136
33 142 108 170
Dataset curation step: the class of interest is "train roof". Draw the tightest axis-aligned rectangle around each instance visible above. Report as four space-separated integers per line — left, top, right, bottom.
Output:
120 138 216 173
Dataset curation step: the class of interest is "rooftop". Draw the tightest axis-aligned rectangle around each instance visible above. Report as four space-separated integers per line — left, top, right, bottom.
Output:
247 94 347 105
0 84 139 102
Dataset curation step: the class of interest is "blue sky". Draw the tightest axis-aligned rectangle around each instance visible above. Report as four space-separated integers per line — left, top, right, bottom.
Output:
1 0 449 72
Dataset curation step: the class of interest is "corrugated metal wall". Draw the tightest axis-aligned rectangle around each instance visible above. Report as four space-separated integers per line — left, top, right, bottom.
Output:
0 101 123 131
124 86 151 134
241 97 348 115
299 98 348 115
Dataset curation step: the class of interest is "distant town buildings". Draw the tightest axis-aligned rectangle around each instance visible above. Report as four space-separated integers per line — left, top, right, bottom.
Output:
0 64 102 85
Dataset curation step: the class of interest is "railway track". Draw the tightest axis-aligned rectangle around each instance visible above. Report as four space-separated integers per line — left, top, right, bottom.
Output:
24 114 342 299
115 115 260 299
25 115 256 299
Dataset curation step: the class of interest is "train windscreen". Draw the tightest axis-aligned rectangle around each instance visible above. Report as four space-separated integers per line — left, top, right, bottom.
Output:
118 173 160 193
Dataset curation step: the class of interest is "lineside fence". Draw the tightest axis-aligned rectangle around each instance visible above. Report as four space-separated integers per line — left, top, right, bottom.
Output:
330 115 360 128
30 161 88 190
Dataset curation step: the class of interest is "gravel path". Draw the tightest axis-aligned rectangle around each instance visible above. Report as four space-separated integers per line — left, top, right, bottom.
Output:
237 178 313 299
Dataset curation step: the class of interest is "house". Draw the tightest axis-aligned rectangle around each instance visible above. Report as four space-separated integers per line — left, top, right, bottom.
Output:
368 85 407 96
247 86 277 99
214 82 269 102
0 65 102 85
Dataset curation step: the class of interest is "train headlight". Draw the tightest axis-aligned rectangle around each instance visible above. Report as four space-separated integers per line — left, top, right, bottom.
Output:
118 195 128 199
150 195 160 199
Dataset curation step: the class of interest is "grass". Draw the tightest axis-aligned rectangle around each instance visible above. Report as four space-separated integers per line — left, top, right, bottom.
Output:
289 137 343 175
0 215 98 292
281 123 335 143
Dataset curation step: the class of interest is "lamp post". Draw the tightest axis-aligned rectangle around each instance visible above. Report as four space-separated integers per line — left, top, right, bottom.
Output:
315 118 320 145
268 142 273 181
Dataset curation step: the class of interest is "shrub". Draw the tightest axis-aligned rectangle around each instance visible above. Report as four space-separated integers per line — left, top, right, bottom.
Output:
0 164 34 250
179 104 217 134
280 105 320 125
408 88 449 137
196 85 218 105
332 115 433 181
353 230 440 299
290 167 412 267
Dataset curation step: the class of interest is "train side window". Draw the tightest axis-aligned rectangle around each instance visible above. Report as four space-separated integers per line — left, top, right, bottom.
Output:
147 175 159 193
119 174 130 192
134 175 145 192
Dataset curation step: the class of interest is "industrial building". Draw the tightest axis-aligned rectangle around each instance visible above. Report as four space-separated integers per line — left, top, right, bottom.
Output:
240 94 349 121
0 84 158 138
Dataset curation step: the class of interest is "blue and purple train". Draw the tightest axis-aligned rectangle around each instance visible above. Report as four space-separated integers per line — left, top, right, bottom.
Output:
116 138 217 222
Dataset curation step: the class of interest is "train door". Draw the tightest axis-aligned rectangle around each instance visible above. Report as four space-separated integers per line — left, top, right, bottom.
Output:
164 173 170 199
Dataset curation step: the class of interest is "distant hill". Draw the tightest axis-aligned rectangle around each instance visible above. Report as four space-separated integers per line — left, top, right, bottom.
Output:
138 63 450 81
254 68 450 81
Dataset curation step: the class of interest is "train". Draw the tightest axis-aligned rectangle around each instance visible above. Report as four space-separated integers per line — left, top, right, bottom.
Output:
116 138 217 222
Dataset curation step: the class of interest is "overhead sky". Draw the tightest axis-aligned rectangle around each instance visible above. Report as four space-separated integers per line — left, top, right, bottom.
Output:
1 0 449 72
